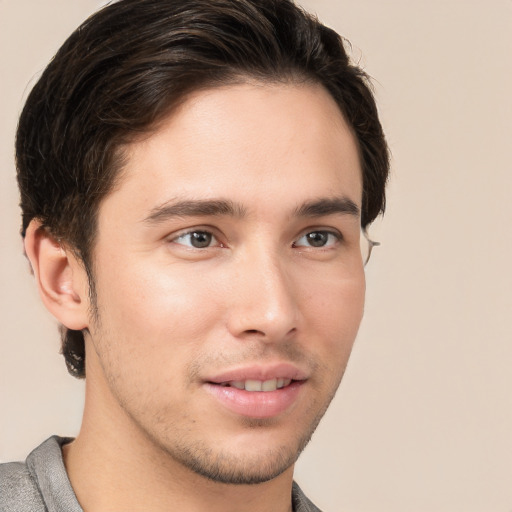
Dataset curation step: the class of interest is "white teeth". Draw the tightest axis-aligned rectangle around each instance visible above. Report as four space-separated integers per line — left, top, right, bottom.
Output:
261 378 277 391
224 378 293 391
245 379 262 391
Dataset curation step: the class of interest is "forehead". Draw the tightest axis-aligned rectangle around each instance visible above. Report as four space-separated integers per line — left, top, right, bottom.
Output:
102 82 362 222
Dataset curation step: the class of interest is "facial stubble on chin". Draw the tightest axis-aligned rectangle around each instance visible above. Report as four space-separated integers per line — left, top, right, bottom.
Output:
139 372 344 486
147 410 332 485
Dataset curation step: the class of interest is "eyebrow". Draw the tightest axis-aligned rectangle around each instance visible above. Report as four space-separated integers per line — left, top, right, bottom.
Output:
294 197 360 218
143 196 360 225
143 199 246 224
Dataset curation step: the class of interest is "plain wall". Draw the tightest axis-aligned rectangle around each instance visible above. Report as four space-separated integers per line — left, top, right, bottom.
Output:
1 1 511 511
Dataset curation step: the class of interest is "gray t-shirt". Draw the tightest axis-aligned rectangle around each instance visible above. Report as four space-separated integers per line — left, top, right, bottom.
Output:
0 436 321 511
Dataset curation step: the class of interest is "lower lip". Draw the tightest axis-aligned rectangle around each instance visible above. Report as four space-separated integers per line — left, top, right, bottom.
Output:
204 381 304 419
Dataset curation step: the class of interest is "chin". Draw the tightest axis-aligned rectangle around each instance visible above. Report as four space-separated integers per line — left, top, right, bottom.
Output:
169 442 300 485
158 415 320 485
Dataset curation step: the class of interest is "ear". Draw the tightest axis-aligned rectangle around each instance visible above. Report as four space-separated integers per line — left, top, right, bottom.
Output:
24 219 90 331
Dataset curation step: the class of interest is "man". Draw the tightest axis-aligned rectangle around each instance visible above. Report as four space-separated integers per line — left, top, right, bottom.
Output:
1 0 388 510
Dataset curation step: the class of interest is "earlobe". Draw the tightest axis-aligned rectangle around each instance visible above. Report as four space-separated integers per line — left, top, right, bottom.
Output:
24 220 89 331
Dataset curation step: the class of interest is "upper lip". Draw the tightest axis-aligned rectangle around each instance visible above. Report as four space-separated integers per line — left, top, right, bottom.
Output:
205 363 308 384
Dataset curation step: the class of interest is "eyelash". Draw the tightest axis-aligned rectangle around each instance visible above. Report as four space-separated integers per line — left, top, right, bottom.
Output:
170 229 342 250
292 230 342 249
171 230 222 249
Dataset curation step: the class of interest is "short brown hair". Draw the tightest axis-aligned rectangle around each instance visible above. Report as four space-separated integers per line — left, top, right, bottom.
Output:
16 0 389 378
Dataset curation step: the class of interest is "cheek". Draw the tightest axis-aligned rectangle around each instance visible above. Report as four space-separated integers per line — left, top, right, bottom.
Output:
89 259 222 373
97 257 216 323
302 272 365 354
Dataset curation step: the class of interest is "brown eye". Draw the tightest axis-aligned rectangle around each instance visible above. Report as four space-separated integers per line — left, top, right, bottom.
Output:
306 232 328 247
174 230 215 248
294 231 340 248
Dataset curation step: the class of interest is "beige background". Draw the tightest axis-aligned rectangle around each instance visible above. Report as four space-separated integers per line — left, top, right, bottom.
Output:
1 1 511 511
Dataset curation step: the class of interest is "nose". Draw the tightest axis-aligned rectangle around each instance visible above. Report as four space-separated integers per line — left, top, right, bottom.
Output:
225 248 299 343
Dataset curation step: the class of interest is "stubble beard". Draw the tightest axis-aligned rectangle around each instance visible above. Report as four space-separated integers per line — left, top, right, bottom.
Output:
135 383 341 486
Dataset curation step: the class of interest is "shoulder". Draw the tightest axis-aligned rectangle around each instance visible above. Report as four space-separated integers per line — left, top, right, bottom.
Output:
0 461 46 512
292 481 323 512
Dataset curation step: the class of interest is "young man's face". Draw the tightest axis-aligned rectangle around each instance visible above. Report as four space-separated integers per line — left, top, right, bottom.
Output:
82 82 365 484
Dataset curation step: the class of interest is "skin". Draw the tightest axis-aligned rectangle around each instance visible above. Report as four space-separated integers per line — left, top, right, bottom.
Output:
26 82 365 512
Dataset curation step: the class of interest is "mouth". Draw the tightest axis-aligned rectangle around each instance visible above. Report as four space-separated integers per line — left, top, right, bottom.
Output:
205 362 307 387
217 378 293 392
203 365 307 419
